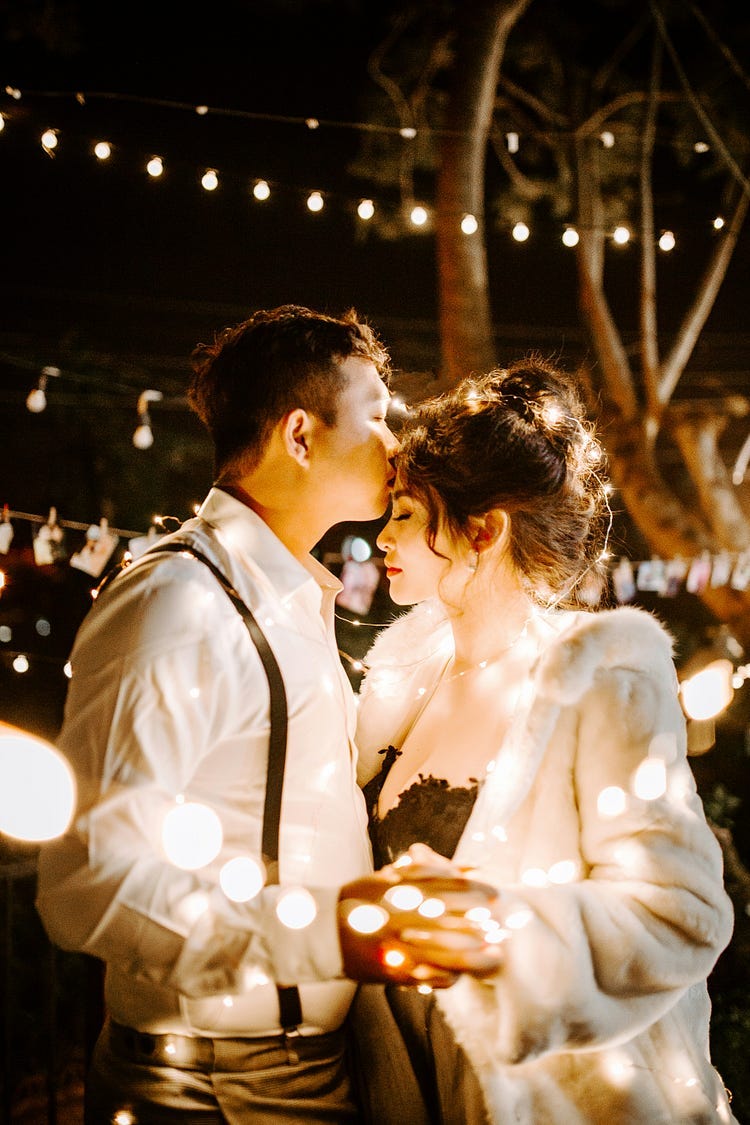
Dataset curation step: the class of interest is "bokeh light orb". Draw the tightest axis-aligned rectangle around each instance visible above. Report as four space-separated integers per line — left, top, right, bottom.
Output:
0 723 76 841
161 801 223 870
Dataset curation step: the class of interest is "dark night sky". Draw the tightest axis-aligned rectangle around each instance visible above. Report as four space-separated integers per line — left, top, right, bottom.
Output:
0 2 748 786
1 0 749 537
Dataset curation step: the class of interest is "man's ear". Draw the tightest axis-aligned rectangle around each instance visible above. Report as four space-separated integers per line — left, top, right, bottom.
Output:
281 409 313 466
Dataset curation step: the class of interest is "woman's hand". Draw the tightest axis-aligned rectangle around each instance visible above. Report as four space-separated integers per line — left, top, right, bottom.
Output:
337 851 504 987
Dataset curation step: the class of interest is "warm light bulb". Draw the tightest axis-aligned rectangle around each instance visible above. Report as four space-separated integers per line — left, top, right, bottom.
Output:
680 659 735 721
612 225 631 245
220 855 265 902
12 655 29 674
384 884 423 911
693 141 709 153
349 536 371 562
132 423 154 449
146 156 164 178
161 801 223 870
658 230 675 252
252 179 270 201
713 215 725 230
410 205 428 227
346 904 389 934
562 227 579 247
399 126 417 139
600 130 615 148
306 191 324 212
0 115 4 133
201 168 219 191
26 387 47 413
461 213 478 235
506 131 519 153
94 141 111 160
597 785 627 817
0 722 76 842
633 757 667 801
41 129 58 151
357 198 374 220
512 221 530 242
275 888 317 929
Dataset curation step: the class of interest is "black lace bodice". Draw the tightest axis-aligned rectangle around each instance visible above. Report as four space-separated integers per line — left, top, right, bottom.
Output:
362 745 480 868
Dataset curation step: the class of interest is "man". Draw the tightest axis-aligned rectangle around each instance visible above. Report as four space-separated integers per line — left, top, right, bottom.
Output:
36 305 496 1124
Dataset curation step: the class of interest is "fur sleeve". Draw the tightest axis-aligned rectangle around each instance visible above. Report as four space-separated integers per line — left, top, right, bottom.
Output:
438 607 735 1067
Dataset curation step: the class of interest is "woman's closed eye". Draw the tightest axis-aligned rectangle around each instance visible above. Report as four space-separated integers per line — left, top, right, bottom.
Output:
392 512 411 522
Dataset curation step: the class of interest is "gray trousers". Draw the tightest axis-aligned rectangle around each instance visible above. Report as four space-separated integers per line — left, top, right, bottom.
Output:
84 1017 360 1124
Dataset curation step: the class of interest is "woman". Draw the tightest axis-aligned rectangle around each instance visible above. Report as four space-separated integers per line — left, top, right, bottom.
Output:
353 358 737 1123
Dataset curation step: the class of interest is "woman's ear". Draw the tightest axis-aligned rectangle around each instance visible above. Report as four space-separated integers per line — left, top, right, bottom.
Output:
281 409 313 466
470 509 509 556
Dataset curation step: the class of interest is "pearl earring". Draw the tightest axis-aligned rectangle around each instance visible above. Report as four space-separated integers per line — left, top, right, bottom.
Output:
467 548 479 573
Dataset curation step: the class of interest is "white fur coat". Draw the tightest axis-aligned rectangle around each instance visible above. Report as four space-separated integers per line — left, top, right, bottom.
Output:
356 602 737 1124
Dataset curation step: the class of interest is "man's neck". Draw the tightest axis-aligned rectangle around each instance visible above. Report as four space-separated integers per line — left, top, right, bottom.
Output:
216 480 321 562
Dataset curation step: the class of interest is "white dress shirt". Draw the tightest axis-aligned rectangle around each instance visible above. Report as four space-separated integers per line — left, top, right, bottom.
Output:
36 487 373 1036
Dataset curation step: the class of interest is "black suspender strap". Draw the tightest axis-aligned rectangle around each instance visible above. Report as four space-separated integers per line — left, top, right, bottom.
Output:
114 541 303 1032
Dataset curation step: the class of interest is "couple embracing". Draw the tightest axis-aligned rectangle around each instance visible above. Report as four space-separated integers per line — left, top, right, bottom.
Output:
36 305 736 1123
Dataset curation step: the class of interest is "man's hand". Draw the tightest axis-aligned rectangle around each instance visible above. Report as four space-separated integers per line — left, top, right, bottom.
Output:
337 854 503 987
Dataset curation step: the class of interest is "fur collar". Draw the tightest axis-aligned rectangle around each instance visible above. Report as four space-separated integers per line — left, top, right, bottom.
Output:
363 600 676 708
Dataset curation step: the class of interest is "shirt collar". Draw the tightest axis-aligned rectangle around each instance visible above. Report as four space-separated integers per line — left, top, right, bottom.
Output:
196 486 343 604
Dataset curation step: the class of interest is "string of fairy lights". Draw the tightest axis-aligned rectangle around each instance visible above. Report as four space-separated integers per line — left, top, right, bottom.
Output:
0 83 737 246
2 76 749 701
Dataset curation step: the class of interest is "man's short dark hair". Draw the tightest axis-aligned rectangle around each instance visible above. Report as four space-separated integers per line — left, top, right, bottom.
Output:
188 304 392 478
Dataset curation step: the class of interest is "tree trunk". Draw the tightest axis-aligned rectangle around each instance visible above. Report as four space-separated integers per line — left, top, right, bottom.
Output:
436 0 531 388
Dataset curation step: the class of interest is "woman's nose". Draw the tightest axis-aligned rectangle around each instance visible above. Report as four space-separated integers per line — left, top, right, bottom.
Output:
376 524 393 552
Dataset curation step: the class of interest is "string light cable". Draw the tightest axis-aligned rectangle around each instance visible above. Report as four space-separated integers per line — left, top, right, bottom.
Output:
0 82 741 246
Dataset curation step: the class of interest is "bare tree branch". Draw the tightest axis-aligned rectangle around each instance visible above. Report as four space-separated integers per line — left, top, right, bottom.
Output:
639 33 662 410
659 187 750 404
650 0 750 195
670 410 750 551
573 138 638 418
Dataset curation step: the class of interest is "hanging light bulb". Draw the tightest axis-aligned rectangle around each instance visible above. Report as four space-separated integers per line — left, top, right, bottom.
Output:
26 378 47 413
658 230 675 252
146 155 164 178
41 128 58 153
612 225 631 245
461 213 478 235
26 366 59 413
252 179 271 201
201 168 219 191
512 221 530 242
93 141 111 160
306 191 324 212
357 198 375 221
409 205 428 227
562 227 579 247
133 389 163 449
